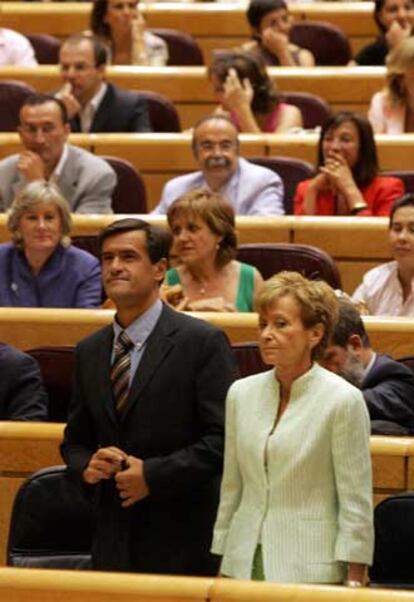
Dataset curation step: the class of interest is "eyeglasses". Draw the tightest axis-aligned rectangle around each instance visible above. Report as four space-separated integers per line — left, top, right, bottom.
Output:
20 123 57 135
197 141 236 152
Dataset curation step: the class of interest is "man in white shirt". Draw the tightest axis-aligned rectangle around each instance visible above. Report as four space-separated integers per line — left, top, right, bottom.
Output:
56 34 150 133
0 94 116 213
0 28 37 67
152 115 285 216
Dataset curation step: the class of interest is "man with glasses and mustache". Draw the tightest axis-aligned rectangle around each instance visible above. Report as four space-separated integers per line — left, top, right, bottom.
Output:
152 114 284 215
0 94 116 213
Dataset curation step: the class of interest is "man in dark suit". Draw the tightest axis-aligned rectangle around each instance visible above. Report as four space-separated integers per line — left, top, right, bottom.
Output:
56 34 151 133
0 342 48 421
321 297 414 435
61 218 237 574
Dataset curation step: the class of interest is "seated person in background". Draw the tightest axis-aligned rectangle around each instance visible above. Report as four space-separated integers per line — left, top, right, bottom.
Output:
321 296 414 436
161 188 263 312
209 52 302 133
294 111 404 216
90 0 168 66
153 115 284 215
353 194 414 316
0 28 37 66
243 0 314 66
0 94 116 213
0 180 102 308
369 37 414 133
355 0 414 66
56 35 150 133
0 342 48 421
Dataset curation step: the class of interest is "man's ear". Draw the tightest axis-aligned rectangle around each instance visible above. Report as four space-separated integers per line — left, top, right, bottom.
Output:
154 257 168 285
347 334 363 352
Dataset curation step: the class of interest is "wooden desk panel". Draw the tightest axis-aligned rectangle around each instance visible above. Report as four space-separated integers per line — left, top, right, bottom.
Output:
0 308 414 356
0 66 386 128
0 422 63 565
0 568 213 600
0 2 378 64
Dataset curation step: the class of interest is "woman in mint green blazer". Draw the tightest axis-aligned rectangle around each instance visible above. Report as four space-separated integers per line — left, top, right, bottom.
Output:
211 272 374 584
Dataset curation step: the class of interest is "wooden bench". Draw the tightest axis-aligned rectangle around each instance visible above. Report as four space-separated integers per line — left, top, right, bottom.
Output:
0 211 393 292
0 2 378 60
0 308 413 356
3 568 414 602
0 65 386 127
0 567 213 601
1 131 412 215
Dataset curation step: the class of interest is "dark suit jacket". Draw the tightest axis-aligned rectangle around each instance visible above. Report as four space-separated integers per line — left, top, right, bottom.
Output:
363 354 414 435
0 343 48 421
69 83 151 133
61 304 238 574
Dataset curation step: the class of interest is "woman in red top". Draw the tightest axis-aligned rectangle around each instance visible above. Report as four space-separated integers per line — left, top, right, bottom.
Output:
294 111 404 216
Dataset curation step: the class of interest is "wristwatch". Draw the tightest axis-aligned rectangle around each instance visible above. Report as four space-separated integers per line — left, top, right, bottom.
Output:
350 203 368 214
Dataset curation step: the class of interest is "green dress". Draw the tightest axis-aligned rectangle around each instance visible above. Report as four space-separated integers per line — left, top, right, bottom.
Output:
165 263 256 312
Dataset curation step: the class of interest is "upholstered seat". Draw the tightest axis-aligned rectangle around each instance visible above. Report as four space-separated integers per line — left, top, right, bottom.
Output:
150 28 204 65
7 465 94 569
236 243 342 288
26 33 61 64
102 155 148 213
0 80 36 131
290 21 352 66
248 156 315 214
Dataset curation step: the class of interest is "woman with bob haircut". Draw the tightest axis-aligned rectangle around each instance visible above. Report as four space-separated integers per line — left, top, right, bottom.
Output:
90 0 168 66
243 0 314 66
355 0 414 66
0 180 101 307
209 51 302 133
211 271 374 584
294 111 404 215
161 188 263 312
353 193 414 315
369 37 414 133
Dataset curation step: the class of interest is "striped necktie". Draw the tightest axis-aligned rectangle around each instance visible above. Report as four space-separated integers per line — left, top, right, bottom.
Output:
111 331 134 415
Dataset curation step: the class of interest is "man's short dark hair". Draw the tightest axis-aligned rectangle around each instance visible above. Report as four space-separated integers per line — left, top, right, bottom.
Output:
389 193 414 226
98 218 172 264
61 34 109 68
331 297 371 348
20 94 69 124
191 114 240 155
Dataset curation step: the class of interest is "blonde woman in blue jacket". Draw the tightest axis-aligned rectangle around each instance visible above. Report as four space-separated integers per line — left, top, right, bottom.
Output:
211 272 374 585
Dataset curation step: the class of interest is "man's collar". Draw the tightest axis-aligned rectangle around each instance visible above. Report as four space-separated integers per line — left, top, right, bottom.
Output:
84 82 107 112
48 143 68 182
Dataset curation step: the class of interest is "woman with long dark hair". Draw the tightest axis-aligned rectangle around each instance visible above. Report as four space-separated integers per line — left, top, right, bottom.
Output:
294 111 404 216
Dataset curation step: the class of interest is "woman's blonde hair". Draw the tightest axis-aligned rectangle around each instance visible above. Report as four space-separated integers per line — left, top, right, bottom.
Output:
256 271 339 360
7 180 72 249
385 37 414 105
167 188 238 268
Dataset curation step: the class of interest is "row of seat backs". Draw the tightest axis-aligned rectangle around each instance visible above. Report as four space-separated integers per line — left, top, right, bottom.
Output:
0 80 330 133
27 21 352 67
7 449 414 582
56 156 414 216
0 81 181 132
